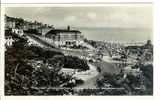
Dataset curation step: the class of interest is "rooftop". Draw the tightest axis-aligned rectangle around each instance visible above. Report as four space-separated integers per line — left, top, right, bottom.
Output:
48 29 81 34
45 26 81 37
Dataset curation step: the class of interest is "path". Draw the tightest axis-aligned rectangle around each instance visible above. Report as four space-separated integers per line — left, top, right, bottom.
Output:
74 63 99 89
25 33 122 89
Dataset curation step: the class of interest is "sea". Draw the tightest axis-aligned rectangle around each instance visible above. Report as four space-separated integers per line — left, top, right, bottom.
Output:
79 27 153 43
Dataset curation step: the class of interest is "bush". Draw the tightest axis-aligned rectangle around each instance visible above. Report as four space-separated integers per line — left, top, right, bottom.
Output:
97 67 101 72
75 79 84 85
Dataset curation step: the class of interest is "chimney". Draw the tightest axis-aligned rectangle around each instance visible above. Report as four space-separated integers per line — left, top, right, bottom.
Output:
67 26 70 30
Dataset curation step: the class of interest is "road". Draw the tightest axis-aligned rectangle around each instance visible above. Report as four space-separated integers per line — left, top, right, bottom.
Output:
73 63 99 89
26 33 94 57
25 33 122 89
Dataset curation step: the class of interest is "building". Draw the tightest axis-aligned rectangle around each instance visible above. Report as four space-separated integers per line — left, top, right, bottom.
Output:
5 21 16 30
23 22 30 31
5 15 25 30
5 30 15 47
5 36 15 47
5 15 55 36
143 40 153 50
38 26 53 36
12 28 24 36
5 15 16 30
45 26 84 46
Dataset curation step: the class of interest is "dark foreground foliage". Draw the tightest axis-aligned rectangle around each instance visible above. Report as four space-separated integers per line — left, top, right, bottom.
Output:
5 34 88 95
5 33 152 95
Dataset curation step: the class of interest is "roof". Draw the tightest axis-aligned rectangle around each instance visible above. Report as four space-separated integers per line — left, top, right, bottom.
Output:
45 29 81 37
49 29 81 33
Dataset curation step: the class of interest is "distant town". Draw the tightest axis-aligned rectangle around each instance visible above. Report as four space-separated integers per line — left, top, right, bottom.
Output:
5 15 153 95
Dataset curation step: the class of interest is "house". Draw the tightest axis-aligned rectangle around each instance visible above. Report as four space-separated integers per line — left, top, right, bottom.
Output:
12 28 24 36
45 26 84 46
5 36 15 47
23 21 30 31
5 15 27 30
5 16 16 30
143 40 153 50
5 21 16 30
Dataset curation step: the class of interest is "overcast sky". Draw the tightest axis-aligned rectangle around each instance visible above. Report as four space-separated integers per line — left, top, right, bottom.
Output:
5 4 152 29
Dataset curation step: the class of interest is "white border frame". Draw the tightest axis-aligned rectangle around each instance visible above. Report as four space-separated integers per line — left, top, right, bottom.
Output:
1 0 160 100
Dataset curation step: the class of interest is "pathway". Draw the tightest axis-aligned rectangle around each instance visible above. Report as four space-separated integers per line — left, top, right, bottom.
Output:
74 63 99 89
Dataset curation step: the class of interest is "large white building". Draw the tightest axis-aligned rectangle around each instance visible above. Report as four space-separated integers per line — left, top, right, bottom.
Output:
45 26 84 47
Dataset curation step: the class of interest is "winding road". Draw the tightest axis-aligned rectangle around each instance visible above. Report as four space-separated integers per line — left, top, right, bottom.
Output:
25 33 121 89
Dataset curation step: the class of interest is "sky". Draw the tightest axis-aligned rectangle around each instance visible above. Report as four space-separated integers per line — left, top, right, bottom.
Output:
5 4 152 29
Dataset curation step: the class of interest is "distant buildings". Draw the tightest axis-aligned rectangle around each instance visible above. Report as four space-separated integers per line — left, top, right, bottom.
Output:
45 26 84 46
4 15 54 34
5 16 16 30
38 26 53 36
4 15 55 48
4 15 85 48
